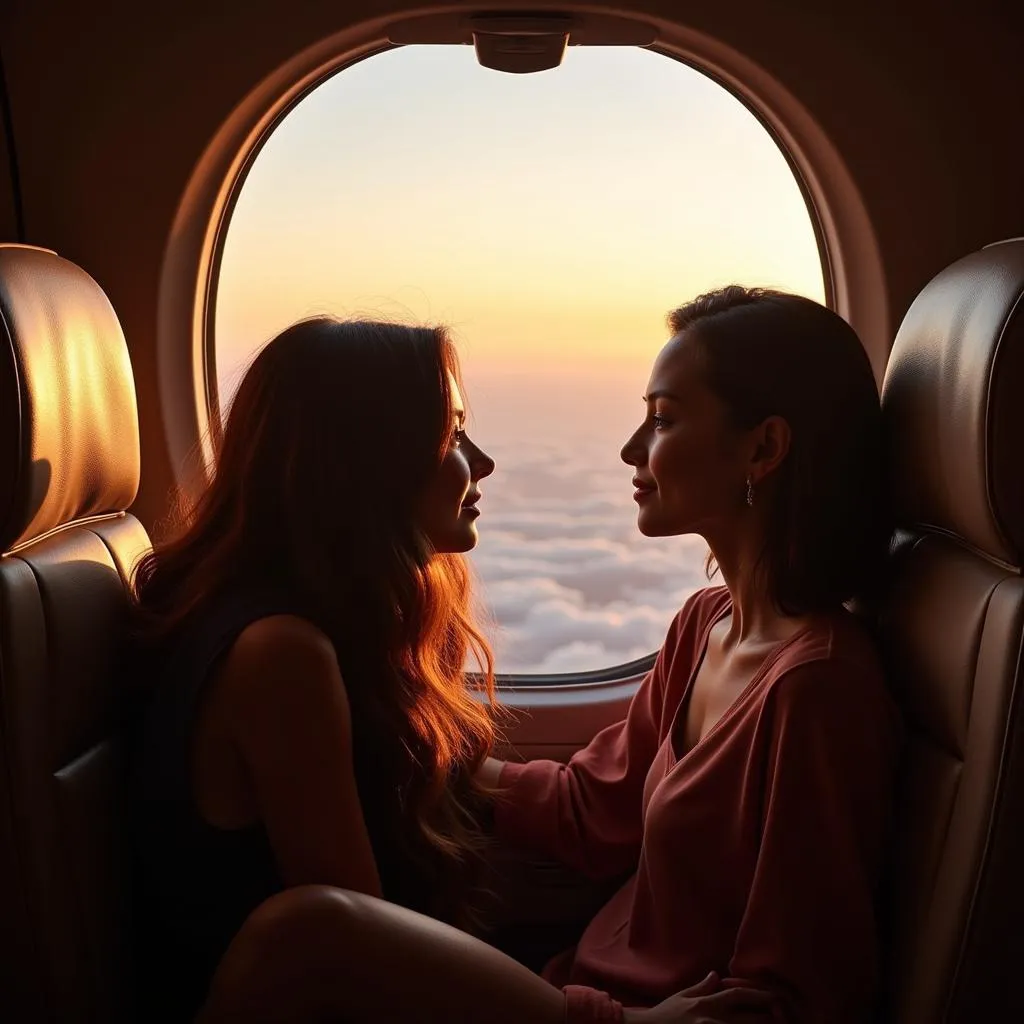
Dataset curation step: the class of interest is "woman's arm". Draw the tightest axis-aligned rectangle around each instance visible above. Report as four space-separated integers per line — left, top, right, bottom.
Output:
488 602 697 880
725 659 902 1022
213 614 383 895
489 657 670 880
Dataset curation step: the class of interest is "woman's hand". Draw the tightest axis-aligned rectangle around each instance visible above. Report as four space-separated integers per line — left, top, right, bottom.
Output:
478 755 505 790
623 972 774 1024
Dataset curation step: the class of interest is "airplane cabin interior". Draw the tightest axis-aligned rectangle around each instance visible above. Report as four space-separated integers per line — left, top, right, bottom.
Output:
0 2 1022 1022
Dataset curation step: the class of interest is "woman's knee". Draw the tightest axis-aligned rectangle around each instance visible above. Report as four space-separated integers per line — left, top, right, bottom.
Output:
248 885 360 945
197 886 361 1023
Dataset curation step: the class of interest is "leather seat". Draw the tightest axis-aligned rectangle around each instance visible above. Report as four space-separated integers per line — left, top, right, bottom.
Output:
878 238 1024 1022
0 244 150 1022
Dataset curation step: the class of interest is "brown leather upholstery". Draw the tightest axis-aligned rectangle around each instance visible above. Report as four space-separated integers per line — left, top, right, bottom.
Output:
878 238 1024 1023
0 245 141 553
0 244 149 1022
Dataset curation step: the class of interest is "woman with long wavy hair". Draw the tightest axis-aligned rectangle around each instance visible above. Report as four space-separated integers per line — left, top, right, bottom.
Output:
127 318 499 1021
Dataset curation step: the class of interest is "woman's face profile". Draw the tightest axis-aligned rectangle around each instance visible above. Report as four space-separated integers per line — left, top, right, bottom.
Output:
417 374 495 554
620 332 750 539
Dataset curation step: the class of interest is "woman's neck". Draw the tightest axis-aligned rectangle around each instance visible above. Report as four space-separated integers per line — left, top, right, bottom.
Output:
707 531 795 646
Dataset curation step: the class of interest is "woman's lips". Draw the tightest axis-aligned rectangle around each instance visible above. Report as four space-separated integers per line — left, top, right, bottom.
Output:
632 477 656 503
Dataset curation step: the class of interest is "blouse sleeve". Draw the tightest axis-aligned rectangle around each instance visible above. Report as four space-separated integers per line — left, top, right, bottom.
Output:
493 611 686 880
725 658 903 1023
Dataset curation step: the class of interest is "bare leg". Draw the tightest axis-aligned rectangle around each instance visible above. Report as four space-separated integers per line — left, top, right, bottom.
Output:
196 885 568 1024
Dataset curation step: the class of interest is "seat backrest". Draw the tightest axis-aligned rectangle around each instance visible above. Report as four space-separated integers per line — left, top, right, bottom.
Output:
878 239 1024 1022
0 244 151 1023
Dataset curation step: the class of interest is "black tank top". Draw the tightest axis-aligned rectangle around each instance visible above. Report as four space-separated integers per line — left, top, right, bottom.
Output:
126 586 444 1020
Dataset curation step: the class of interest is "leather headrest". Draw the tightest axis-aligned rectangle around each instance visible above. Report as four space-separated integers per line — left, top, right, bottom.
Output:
0 244 140 551
881 239 1024 567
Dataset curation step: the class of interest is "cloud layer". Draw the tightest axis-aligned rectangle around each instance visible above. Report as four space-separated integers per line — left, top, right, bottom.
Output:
468 433 711 675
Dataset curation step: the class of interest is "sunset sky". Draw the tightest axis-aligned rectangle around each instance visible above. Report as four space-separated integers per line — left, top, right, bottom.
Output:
215 44 823 387
213 44 825 673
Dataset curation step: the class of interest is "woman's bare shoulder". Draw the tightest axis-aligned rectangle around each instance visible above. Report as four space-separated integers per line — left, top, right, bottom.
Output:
214 614 347 722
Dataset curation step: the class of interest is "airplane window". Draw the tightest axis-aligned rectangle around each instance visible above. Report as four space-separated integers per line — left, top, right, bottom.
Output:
213 45 825 678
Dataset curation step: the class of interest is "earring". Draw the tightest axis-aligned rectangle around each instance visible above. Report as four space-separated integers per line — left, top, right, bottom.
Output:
745 476 754 507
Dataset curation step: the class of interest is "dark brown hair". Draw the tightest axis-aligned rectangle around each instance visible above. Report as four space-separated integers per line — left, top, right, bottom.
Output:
668 285 890 614
132 317 497 921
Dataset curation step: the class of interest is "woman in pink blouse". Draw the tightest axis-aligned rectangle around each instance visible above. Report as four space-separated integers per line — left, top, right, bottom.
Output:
198 286 901 1024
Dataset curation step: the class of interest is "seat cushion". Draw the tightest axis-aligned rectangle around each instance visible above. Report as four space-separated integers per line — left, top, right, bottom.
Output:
0 513 149 1023
877 531 1024 1022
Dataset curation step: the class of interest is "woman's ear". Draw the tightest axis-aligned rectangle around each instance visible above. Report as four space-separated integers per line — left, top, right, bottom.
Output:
748 415 791 484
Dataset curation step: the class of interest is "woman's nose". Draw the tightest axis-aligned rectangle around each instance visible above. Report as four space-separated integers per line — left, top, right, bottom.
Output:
471 442 495 480
620 428 644 467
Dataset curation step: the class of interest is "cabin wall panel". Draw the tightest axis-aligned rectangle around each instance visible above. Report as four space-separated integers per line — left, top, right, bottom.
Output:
0 1 1020 529
0 41 19 244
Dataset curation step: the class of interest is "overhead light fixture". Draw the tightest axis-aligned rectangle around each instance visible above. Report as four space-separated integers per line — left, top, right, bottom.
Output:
468 14 576 74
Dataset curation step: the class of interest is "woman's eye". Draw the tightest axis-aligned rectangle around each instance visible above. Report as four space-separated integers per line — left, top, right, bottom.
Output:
651 414 671 430
452 428 466 446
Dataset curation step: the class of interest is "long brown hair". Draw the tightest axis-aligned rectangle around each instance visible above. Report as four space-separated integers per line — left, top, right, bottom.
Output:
132 317 497 918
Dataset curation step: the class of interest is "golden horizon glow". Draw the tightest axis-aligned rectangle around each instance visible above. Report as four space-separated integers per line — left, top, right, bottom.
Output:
215 45 824 398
